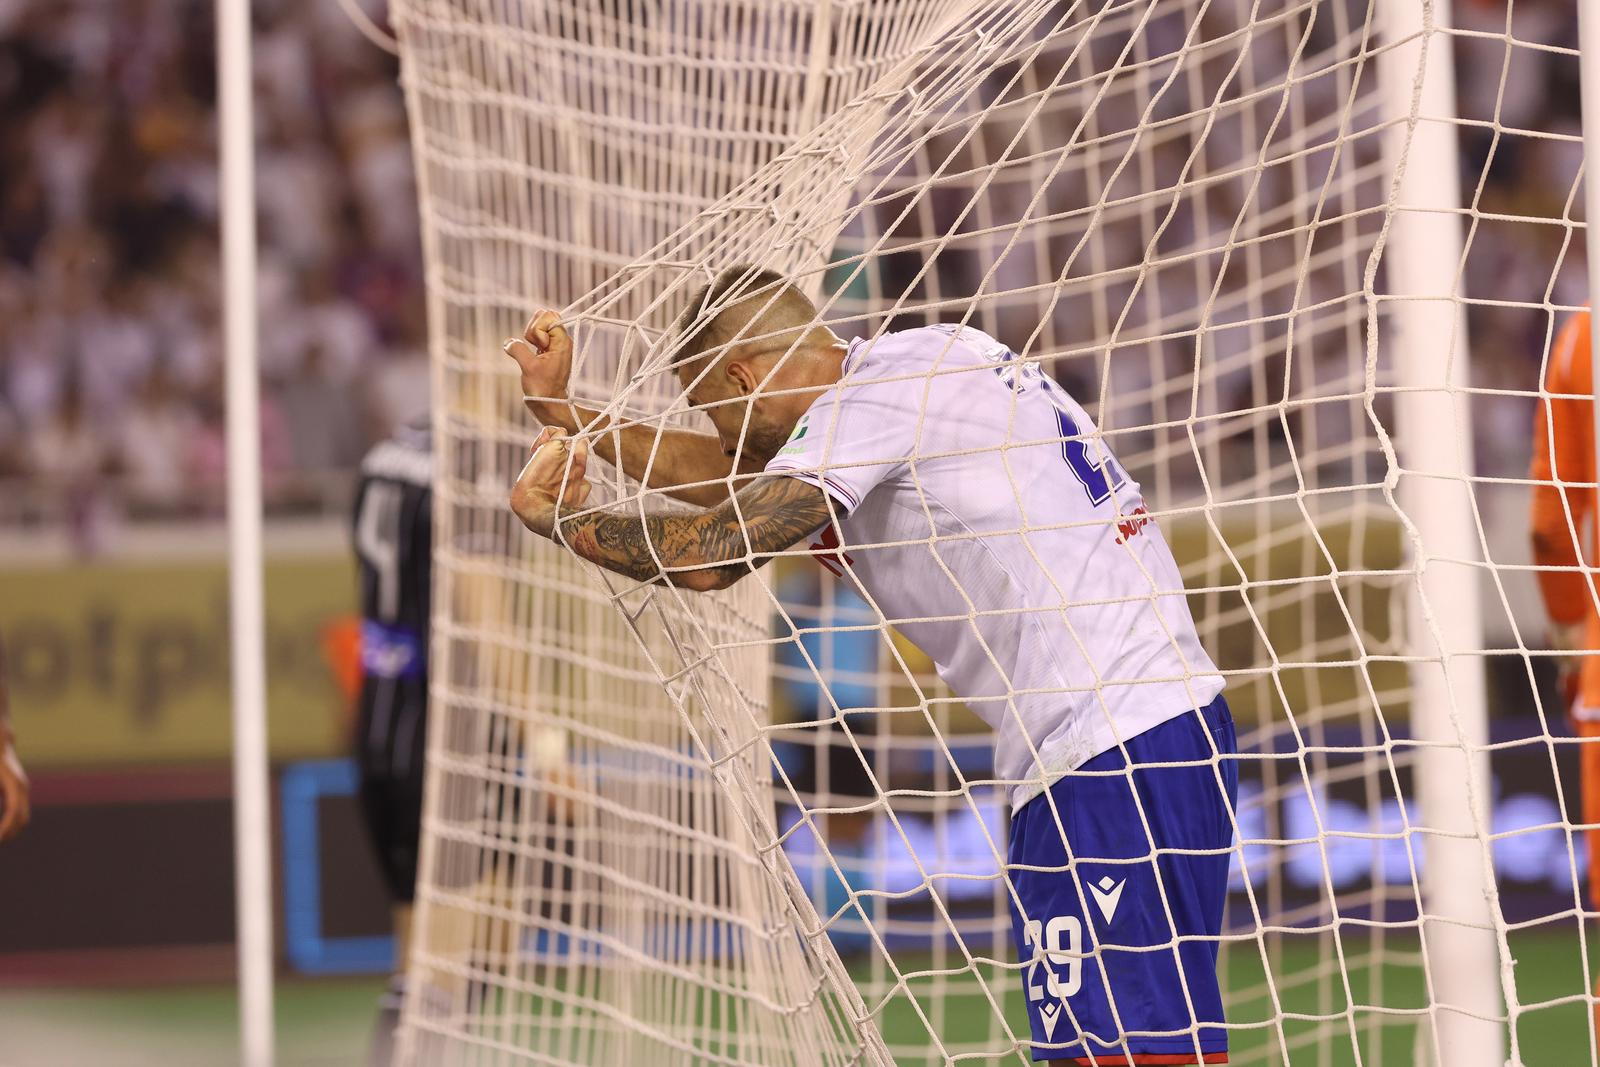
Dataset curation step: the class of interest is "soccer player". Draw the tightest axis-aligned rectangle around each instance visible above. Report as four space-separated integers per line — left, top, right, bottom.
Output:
1528 308 1600 1033
0 638 31 844
505 267 1236 1065
351 420 434 1065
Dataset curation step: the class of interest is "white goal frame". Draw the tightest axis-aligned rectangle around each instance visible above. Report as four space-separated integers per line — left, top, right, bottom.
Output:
217 0 274 1065
1378 1 1501 1063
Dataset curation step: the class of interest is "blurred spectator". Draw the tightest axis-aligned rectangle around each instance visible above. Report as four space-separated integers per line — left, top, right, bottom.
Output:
278 342 372 474
0 0 1582 551
183 374 294 510
26 375 115 554
1455 0 1585 479
0 0 425 549
121 362 198 510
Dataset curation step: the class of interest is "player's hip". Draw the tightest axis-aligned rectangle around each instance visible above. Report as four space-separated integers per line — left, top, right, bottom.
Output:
1003 678 1229 809
1005 696 1235 1062
1009 694 1237 867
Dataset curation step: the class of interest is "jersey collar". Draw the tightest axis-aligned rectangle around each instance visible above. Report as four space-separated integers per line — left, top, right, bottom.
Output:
842 336 866 375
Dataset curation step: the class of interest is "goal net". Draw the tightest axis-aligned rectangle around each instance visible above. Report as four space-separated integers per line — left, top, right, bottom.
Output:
392 0 1586 1064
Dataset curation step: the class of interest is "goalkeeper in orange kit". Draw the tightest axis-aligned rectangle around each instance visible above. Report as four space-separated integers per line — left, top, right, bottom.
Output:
1529 308 1600 1029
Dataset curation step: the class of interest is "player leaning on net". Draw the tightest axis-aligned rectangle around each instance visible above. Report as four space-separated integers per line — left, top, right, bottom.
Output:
505 267 1235 1065
1528 307 1600 1037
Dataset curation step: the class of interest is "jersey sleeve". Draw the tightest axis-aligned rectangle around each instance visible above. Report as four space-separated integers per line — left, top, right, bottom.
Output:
762 374 923 516
1529 311 1595 626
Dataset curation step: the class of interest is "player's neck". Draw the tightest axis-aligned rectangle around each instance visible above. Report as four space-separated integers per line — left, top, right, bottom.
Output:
814 338 848 386
763 341 848 409
796 343 848 402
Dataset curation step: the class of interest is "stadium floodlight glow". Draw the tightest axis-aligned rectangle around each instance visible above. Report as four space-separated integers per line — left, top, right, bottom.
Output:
390 1 1586 1063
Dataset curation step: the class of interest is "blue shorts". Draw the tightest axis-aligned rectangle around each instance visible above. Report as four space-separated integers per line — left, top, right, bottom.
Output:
1008 695 1237 1064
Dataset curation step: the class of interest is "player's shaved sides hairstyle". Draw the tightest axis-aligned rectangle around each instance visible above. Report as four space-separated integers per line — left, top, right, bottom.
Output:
670 265 821 370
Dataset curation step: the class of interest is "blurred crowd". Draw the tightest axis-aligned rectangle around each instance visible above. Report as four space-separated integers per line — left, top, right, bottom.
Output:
0 0 426 551
1456 0 1587 478
0 0 1586 556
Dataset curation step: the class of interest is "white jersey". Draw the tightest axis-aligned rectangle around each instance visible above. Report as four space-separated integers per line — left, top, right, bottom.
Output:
764 325 1225 807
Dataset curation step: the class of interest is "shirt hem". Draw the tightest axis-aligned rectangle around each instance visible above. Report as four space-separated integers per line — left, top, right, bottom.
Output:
1007 675 1227 810
1046 1051 1228 1065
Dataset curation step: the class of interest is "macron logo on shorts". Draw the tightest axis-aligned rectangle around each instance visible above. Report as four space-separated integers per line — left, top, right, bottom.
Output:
1039 1000 1062 1040
1089 875 1125 924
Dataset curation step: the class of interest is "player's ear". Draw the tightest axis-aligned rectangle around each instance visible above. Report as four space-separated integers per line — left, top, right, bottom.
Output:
725 358 759 397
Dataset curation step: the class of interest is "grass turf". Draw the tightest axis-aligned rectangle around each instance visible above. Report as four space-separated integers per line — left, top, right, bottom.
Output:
865 925 1595 1064
0 928 1590 1065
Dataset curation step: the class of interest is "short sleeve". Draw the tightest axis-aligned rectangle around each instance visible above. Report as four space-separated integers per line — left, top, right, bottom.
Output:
763 376 920 517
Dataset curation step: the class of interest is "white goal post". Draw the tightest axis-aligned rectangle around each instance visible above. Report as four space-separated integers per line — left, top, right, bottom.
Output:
390 1 1592 1064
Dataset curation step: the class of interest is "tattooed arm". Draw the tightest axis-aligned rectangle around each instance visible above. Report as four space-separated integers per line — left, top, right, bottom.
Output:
510 427 833 591
505 310 755 507
560 476 833 590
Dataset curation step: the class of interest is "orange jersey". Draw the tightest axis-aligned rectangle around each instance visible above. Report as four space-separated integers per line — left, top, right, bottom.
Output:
1529 310 1600 707
1529 310 1600 956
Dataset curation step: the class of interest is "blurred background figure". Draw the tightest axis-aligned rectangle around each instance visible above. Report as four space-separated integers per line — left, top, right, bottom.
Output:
1527 307 1600 1035
350 421 434 1066
0 638 33 844
773 570 883 954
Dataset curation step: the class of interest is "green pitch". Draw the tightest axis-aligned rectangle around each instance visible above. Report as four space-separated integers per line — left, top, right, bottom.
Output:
866 925 1595 1064
0 928 1589 1065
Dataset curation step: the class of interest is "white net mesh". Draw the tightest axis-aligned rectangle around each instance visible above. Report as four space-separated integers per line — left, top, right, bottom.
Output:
393 3 915 1063
393 0 1591 1064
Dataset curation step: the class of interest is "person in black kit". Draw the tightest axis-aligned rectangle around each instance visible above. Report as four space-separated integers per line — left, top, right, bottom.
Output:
351 420 433 1065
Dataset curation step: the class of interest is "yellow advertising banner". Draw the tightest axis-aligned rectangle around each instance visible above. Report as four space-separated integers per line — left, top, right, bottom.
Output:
0 551 358 768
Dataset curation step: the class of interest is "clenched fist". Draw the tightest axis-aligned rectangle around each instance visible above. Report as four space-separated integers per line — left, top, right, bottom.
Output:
510 426 593 537
504 310 573 425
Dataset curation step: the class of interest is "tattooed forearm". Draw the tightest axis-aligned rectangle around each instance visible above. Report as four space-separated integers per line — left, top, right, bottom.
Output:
562 510 732 586
555 475 835 590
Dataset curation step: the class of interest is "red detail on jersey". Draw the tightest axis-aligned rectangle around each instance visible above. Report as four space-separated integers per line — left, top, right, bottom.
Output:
811 524 855 577
1115 505 1152 545
1062 1053 1227 1065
